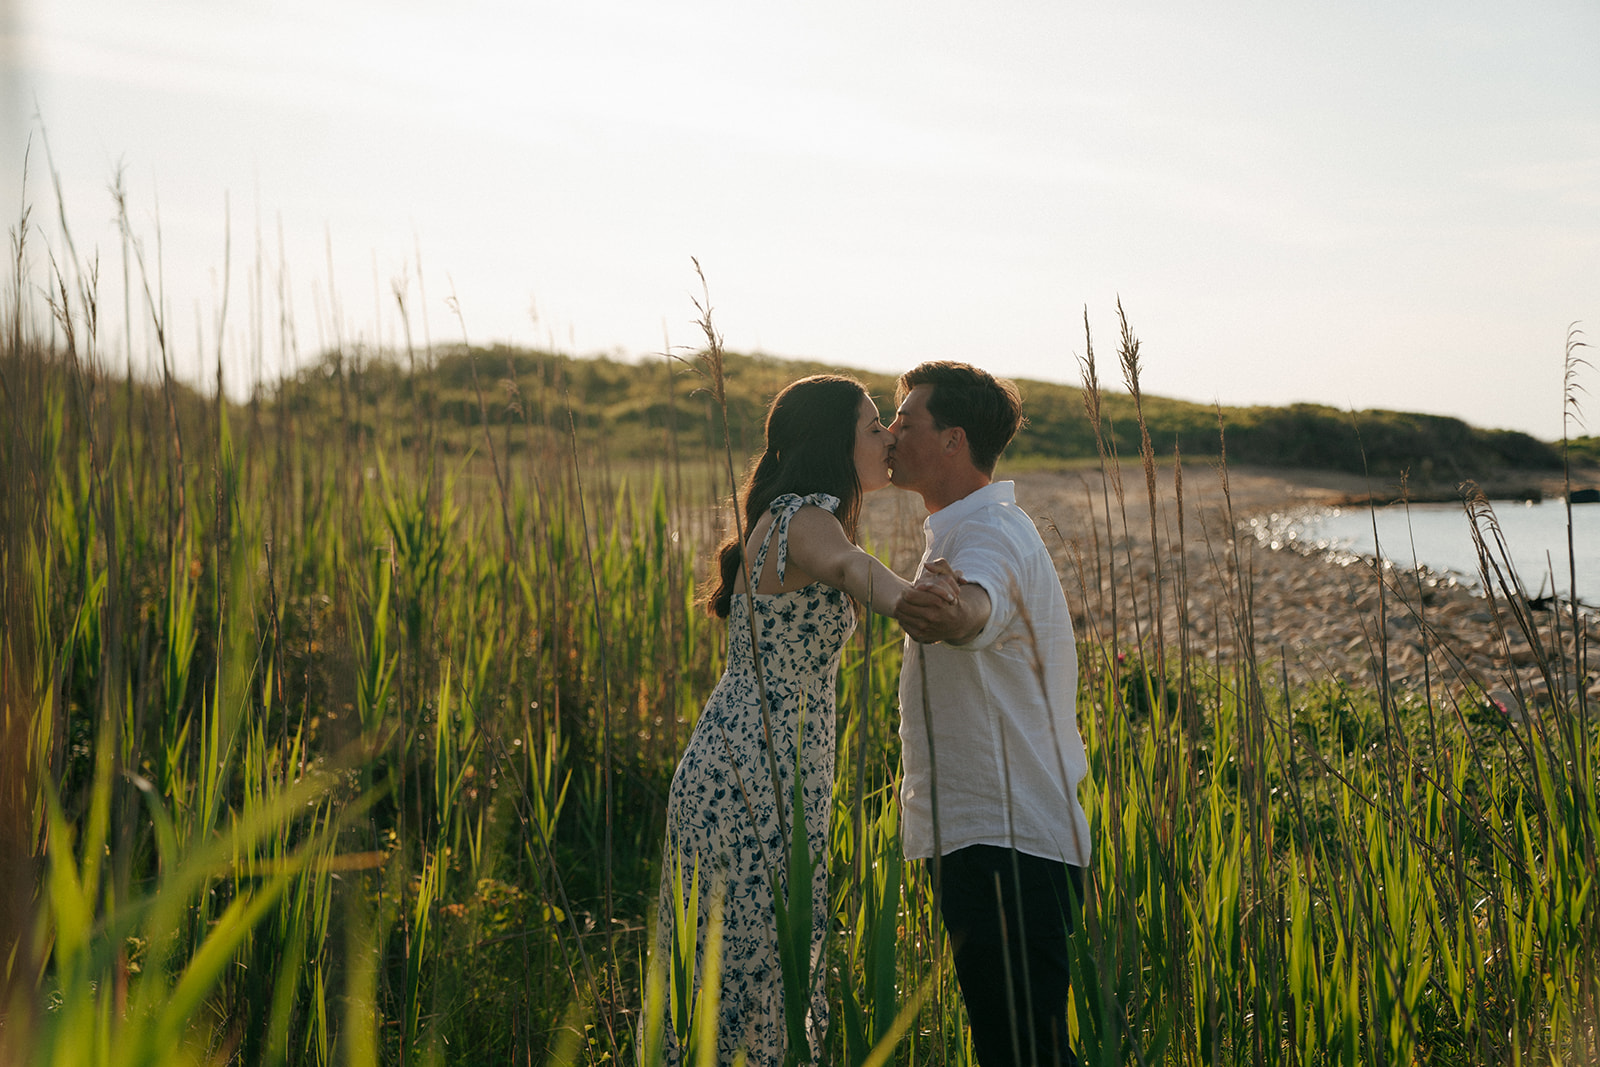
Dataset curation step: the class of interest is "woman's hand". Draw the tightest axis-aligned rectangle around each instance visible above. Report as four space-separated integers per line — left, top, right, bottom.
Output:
914 557 962 604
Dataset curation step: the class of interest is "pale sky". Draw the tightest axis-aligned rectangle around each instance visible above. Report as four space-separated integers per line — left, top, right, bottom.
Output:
5 1 1597 440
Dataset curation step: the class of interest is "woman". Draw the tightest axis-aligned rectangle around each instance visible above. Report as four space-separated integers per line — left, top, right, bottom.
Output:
652 375 956 1067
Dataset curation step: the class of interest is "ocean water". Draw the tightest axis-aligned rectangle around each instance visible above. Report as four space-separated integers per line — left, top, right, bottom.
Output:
1274 499 1600 604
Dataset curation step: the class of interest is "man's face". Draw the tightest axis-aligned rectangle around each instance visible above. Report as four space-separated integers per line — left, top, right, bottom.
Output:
886 384 945 494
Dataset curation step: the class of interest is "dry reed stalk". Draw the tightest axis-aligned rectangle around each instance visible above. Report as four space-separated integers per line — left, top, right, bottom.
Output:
679 260 798 875
1116 299 1167 693
1076 307 1122 669
1561 324 1592 740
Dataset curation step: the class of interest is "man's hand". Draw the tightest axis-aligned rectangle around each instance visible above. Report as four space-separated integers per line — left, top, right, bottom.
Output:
896 558 991 645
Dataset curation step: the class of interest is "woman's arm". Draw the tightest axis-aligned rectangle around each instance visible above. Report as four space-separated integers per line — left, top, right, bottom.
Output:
783 505 956 616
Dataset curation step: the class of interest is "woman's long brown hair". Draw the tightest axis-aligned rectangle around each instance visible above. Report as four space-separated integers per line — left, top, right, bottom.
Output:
706 374 868 617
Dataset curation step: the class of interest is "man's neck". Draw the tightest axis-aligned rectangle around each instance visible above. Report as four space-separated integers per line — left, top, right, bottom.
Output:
920 469 992 514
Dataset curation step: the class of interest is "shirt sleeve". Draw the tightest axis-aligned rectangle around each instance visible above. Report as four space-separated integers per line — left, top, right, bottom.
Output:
942 535 1017 652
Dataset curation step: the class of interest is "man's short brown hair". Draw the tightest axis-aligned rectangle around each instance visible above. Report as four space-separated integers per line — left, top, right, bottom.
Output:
897 361 1024 475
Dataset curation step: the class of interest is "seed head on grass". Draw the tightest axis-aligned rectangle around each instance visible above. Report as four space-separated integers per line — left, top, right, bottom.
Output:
1562 322 1590 444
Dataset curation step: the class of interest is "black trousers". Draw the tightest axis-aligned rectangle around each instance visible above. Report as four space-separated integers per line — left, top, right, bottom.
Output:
932 845 1086 1067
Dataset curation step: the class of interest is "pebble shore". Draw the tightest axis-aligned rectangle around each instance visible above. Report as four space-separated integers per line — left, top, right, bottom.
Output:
863 464 1600 716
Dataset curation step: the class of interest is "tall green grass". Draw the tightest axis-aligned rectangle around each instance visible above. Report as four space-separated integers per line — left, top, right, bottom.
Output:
3 178 1597 1065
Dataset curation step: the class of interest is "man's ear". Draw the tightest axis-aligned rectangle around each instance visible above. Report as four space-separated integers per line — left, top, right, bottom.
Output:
943 426 966 456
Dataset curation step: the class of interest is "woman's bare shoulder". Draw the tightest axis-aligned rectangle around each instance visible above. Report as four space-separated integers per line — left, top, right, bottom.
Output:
784 501 848 538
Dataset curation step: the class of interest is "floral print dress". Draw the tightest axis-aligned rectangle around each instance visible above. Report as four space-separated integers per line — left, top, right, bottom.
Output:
656 493 855 1067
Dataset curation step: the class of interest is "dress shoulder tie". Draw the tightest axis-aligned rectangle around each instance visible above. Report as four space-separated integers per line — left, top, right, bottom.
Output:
752 492 841 584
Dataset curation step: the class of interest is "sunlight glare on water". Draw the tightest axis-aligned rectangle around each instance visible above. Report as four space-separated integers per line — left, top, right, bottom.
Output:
1270 499 1600 603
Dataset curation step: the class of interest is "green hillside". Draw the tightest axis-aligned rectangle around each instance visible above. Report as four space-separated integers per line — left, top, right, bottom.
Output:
270 344 1579 485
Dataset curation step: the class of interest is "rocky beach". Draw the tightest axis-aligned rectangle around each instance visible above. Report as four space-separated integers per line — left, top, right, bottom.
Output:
863 463 1600 715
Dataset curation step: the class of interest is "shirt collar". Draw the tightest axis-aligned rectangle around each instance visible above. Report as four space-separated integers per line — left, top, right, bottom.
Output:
924 480 1015 539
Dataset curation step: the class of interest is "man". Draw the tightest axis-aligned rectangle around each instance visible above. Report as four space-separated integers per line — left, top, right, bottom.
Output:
889 361 1092 1067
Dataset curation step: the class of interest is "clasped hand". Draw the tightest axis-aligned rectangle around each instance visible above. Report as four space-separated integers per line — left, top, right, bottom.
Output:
894 558 967 644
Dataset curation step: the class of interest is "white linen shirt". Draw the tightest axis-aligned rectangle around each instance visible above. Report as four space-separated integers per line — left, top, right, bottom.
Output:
897 480 1092 867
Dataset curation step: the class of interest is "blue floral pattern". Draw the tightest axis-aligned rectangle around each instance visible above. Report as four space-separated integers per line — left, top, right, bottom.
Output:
656 493 855 1067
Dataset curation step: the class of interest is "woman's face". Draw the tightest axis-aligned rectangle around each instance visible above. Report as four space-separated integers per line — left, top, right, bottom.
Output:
852 393 896 492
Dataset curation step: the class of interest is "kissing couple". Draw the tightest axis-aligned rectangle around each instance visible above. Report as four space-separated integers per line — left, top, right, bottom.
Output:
651 361 1093 1067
